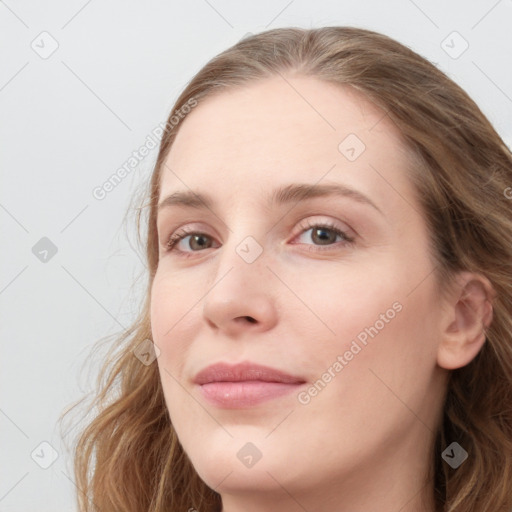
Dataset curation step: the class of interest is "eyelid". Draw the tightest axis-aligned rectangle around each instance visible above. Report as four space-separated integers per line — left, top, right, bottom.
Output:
292 216 356 241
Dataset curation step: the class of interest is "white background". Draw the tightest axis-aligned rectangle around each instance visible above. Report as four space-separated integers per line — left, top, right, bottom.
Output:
1 0 511 509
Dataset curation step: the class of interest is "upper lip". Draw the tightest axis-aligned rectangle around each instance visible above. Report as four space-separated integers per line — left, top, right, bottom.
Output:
193 362 306 385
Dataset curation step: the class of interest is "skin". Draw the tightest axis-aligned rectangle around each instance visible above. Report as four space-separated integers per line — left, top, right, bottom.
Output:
150 75 494 512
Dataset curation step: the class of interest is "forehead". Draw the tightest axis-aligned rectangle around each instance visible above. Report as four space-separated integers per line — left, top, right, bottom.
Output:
160 75 415 215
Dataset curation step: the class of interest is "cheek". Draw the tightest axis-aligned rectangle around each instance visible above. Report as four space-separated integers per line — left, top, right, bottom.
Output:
293 282 441 451
150 274 196 422
150 265 199 332
310 262 440 387
305 267 402 340
150 270 197 371
333 280 441 411
150 277 170 347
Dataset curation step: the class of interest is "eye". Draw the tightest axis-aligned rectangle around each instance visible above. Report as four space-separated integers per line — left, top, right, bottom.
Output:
165 227 217 255
163 218 355 257
291 218 354 250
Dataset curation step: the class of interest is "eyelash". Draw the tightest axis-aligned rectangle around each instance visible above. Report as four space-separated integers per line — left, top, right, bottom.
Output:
164 218 355 258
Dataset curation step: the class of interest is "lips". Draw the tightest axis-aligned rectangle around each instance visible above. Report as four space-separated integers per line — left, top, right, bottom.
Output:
193 362 306 408
194 361 305 385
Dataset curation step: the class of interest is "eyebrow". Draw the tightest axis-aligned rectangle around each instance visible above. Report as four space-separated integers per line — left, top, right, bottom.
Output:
157 182 383 215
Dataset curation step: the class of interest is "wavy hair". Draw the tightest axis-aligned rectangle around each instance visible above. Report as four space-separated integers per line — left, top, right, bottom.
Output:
60 26 512 511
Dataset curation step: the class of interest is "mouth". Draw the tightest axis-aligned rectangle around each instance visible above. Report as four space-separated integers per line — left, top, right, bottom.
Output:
193 361 307 409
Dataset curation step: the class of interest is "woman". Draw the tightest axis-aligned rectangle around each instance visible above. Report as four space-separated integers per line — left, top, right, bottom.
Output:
62 27 512 511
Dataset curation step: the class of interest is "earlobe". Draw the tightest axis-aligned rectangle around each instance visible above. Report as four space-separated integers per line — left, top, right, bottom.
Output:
437 272 495 370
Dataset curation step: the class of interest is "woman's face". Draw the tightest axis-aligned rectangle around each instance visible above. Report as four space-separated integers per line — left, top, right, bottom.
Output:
151 76 449 511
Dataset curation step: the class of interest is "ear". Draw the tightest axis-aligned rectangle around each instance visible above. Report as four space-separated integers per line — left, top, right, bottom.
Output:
437 271 495 370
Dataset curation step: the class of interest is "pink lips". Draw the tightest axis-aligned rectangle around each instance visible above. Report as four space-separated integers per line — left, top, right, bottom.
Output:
194 362 306 408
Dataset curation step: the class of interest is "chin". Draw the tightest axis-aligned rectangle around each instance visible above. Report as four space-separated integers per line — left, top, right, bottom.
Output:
180 432 299 493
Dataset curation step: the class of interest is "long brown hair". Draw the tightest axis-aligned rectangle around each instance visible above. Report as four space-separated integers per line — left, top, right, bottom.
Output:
60 26 512 511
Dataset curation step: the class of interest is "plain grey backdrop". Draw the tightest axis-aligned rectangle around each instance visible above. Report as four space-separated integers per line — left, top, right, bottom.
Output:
1 0 511 509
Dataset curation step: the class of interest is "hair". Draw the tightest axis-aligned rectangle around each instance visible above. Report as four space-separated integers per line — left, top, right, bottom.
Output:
60 26 512 512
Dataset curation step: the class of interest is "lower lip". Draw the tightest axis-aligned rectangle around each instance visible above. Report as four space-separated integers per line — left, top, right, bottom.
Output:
198 381 304 408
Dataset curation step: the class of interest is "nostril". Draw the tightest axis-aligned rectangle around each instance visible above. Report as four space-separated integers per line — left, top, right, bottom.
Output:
244 316 257 323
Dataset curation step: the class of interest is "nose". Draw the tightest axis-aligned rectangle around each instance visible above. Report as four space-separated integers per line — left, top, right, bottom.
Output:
202 239 279 337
